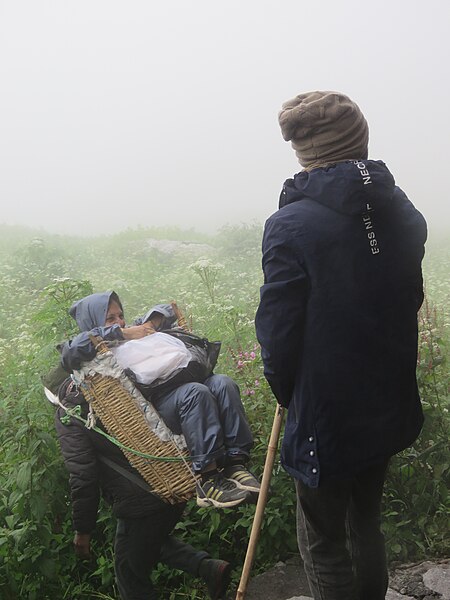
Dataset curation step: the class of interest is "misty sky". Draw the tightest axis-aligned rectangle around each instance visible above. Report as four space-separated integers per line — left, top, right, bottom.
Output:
1 1 449 237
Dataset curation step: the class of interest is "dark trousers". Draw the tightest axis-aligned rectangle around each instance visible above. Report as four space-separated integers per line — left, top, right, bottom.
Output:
295 460 389 600
153 374 254 472
114 504 209 600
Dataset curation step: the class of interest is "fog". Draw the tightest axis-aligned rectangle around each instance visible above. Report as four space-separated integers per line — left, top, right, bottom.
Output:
1 0 449 237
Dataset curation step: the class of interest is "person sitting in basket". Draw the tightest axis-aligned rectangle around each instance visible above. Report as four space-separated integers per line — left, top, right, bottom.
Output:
60 290 261 509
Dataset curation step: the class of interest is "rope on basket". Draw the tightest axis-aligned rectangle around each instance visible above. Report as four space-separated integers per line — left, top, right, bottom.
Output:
58 400 201 463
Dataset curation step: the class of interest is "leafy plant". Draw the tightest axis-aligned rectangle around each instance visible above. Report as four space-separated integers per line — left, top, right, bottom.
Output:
382 295 449 563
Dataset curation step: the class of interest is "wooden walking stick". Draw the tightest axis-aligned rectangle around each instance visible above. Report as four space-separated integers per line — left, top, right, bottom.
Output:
235 403 284 600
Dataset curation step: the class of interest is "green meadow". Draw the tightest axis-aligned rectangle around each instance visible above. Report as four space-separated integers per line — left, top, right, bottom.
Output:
0 223 448 599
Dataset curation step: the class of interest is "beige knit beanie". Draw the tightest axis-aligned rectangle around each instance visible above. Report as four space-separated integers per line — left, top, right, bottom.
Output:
278 91 369 170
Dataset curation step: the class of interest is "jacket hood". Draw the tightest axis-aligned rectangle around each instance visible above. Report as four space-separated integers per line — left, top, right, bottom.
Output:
135 303 177 330
69 291 123 331
279 160 396 216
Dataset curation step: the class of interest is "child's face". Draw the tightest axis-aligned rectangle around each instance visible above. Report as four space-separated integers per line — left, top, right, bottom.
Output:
149 313 163 329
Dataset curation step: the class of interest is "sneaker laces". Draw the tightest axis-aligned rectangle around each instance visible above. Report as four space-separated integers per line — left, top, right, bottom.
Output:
198 473 237 497
214 475 237 491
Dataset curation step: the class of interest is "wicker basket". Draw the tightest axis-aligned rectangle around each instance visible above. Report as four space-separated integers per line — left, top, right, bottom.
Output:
78 337 197 504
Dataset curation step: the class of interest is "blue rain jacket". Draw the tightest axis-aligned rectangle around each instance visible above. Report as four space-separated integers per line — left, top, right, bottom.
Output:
255 160 427 487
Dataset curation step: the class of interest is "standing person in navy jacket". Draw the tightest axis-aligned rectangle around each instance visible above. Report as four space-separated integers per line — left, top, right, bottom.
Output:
255 91 427 600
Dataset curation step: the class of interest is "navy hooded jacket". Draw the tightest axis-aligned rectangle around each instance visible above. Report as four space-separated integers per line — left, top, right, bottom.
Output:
255 160 426 487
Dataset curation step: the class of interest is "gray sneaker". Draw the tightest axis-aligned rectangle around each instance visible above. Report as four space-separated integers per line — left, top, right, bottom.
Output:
223 464 261 493
197 474 250 508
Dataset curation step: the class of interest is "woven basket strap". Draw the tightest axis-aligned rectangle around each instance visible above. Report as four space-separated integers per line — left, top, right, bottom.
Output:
89 334 109 354
171 301 190 332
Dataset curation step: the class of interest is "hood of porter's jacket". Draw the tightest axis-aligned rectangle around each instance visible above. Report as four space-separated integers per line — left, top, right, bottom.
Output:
279 160 395 216
69 291 123 331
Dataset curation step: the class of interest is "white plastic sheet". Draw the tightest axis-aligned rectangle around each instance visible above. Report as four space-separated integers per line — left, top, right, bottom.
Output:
111 332 191 384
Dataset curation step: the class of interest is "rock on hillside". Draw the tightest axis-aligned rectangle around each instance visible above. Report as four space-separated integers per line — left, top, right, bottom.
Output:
231 556 450 600
144 238 215 256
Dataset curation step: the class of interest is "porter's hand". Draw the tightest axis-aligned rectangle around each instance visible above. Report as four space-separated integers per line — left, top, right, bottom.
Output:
121 323 156 340
73 532 91 559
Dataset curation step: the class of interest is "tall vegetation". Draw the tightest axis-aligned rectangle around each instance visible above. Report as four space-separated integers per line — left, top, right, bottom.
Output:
0 224 448 599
